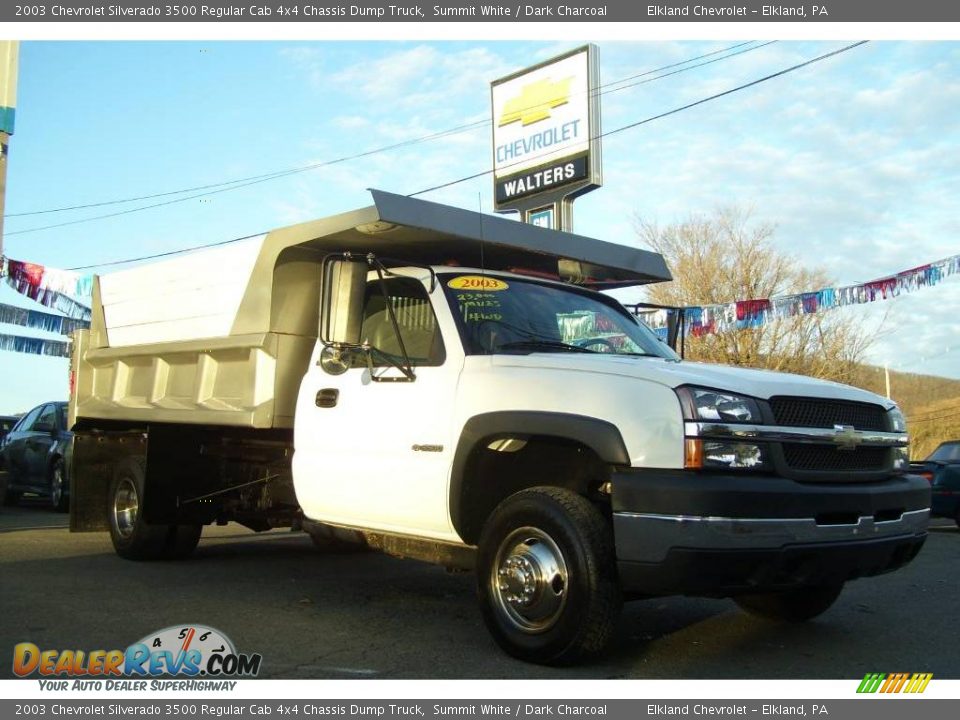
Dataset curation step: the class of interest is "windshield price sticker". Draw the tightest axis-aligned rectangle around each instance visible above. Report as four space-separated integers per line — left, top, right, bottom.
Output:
447 276 509 291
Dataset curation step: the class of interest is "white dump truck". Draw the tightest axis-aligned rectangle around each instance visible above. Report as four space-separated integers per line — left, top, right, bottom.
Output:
69 190 929 665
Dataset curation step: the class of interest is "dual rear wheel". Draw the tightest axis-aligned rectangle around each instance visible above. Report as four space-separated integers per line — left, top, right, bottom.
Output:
108 459 201 561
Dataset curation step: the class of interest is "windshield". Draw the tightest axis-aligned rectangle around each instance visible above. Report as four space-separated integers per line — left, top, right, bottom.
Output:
928 442 960 463
441 273 678 359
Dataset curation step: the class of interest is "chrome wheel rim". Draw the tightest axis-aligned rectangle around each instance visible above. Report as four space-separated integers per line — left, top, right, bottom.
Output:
490 526 569 633
113 478 139 539
50 465 63 507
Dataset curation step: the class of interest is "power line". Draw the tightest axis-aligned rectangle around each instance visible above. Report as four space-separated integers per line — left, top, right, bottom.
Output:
62 41 862 272
908 410 960 424
908 406 960 420
600 41 778 97
5 41 775 232
66 231 268 271
4 121 490 237
905 402 960 421
6 119 486 220
605 41 868 140
411 41 868 197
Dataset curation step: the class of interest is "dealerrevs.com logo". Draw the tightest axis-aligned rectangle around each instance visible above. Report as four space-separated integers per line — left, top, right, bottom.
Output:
13 625 262 689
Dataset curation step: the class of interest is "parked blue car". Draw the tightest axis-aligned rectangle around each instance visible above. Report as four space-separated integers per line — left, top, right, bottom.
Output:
0 401 72 512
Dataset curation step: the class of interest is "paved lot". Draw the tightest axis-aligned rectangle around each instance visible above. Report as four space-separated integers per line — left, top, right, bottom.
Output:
1 475 957 680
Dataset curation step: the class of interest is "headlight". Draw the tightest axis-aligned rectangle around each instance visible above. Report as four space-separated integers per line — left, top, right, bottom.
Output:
886 406 909 471
704 441 766 469
887 406 907 432
892 446 910 472
677 386 762 423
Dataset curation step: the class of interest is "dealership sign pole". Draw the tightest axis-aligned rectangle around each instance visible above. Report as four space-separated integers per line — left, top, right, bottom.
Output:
0 40 18 257
490 44 602 231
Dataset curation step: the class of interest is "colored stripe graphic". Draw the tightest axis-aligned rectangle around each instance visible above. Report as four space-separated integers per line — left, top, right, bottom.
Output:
905 673 933 693
857 672 932 694
857 673 885 693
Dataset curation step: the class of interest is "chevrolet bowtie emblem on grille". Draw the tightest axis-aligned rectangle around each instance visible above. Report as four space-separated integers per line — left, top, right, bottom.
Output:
833 424 861 451
499 77 573 127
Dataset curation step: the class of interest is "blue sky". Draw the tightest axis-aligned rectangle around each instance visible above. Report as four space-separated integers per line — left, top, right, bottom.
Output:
1 40 958 414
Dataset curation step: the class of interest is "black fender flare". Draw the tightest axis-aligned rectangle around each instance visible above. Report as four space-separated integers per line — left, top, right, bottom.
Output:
449 411 630 542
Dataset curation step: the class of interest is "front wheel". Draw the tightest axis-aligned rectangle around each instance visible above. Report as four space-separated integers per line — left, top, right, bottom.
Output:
477 487 622 665
734 584 844 622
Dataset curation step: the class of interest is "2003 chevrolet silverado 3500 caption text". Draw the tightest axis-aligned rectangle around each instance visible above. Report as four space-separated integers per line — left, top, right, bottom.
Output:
68 191 930 665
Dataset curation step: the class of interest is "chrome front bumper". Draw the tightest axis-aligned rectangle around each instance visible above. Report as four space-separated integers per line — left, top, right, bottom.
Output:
613 508 930 564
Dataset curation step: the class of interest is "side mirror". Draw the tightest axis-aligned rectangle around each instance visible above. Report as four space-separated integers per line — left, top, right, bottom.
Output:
319 255 368 346
319 345 353 376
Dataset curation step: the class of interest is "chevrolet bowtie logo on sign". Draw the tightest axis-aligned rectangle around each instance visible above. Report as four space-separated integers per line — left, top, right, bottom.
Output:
857 672 933 694
498 77 573 127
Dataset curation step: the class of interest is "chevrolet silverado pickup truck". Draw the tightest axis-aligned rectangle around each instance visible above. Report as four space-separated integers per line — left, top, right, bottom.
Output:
69 190 930 665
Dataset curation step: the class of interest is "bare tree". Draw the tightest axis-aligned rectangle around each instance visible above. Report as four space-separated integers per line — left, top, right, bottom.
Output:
634 208 876 384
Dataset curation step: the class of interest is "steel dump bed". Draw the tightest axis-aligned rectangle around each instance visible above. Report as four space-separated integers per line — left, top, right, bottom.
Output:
70 190 671 429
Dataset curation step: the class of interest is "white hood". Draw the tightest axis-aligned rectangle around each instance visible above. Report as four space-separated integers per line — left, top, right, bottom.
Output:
492 354 893 407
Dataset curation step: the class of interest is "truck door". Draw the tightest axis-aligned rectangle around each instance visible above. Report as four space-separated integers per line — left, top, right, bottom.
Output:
293 273 462 540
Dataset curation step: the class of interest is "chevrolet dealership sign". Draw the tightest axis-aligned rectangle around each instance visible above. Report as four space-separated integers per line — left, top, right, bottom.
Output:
491 45 602 226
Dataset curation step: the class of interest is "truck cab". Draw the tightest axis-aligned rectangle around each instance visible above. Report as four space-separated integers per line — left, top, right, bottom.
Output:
69 190 930 665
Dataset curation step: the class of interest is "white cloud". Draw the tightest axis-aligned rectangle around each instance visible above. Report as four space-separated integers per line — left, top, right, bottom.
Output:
331 115 372 130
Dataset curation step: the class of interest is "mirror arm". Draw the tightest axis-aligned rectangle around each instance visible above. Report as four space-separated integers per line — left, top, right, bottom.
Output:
368 256 417 381
368 253 438 293
364 344 416 383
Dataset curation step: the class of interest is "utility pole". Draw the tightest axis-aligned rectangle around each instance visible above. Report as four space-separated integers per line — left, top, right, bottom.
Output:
0 41 19 259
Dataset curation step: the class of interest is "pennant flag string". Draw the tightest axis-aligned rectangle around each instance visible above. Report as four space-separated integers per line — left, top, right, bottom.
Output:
0 256 93 321
630 252 960 339
0 302 91 336
0 332 72 358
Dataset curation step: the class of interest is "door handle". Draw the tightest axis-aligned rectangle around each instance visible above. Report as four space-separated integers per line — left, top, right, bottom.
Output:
315 389 339 408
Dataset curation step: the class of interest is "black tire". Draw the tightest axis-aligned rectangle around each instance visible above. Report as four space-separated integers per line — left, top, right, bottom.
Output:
167 524 203 560
49 458 69 513
108 458 179 561
3 484 20 507
735 584 844 622
476 486 622 665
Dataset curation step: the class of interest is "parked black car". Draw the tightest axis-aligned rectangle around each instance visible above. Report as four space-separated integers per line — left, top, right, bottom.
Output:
0 401 72 512
910 441 960 527
0 415 20 469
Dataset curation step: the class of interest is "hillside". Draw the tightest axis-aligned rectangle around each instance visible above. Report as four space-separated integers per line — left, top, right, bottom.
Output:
847 365 960 459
